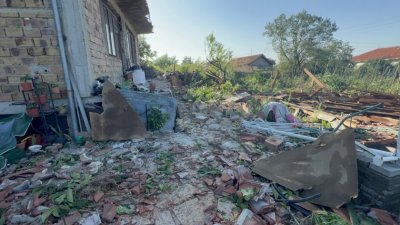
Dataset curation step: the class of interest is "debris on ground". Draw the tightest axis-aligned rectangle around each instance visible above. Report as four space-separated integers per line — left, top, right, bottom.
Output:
0 76 399 225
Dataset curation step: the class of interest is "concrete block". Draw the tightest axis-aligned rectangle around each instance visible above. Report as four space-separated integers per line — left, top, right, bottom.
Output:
6 0 25 7
32 37 52 47
1 84 19 93
370 163 400 178
5 28 23 37
46 47 59 56
0 77 7 84
24 0 44 7
0 38 16 48
27 46 45 56
90 81 146 141
0 93 12 102
0 11 19 17
36 10 53 18
40 28 55 35
0 48 10 57
0 18 5 27
0 0 6 7
119 89 178 131
7 76 22 84
0 29 5 37
15 38 34 47
38 55 60 65
6 18 22 27
21 57 36 65
40 74 58 83
23 18 47 28
23 28 41 37
11 92 23 101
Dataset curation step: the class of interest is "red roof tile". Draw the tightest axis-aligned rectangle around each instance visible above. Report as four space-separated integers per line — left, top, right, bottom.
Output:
352 46 400 62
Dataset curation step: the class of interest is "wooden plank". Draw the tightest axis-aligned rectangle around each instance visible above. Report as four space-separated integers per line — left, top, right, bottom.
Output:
304 68 325 88
270 70 280 92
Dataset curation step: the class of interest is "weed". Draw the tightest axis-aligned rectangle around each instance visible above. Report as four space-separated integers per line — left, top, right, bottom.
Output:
198 165 222 177
53 155 79 168
148 107 169 131
307 211 349 225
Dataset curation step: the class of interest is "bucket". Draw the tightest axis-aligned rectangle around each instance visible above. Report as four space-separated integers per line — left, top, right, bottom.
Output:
132 69 145 85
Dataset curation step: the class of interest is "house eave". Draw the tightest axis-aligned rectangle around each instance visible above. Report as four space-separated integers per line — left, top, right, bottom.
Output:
114 0 153 34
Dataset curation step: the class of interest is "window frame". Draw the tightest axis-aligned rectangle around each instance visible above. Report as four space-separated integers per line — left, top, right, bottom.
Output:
126 29 136 66
100 2 121 57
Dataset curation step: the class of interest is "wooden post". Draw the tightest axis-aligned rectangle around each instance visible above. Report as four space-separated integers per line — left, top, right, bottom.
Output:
270 70 280 92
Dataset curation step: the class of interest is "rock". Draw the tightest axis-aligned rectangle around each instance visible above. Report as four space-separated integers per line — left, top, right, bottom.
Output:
223 185 237 196
80 153 92 162
10 214 35 224
79 212 102 225
131 216 152 225
93 191 104 202
221 169 234 182
203 177 214 186
154 209 176 225
210 110 223 120
221 141 240 151
236 209 265 225
249 196 275 215
208 123 221 131
45 143 63 152
217 198 237 221
131 186 141 195
102 203 117 222
238 152 252 162
173 194 215 225
88 161 103 174
0 179 16 191
64 211 81 225
31 170 53 182
172 133 195 148
177 172 189 179
194 113 208 123
13 180 30 192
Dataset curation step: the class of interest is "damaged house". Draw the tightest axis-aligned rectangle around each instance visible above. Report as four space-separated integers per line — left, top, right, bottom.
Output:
0 0 153 115
231 54 275 73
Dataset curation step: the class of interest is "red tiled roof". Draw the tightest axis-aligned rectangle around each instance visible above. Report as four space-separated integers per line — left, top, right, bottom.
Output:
352 46 400 62
231 54 275 67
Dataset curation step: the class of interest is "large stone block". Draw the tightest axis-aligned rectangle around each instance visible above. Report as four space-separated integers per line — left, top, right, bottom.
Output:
5 28 23 37
6 18 22 27
23 28 41 37
6 0 25 7
0 29 6 37
0 11 18 17
0 48 10 56
1 84 19 93
15 38 34 47
38 55 60 65
0 38 16 48
0 93 12 102
27 46 45 56
24 0 44 7
90 81 146 141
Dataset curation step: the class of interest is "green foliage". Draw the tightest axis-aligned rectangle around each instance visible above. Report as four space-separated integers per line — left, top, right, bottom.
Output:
198 165 222 177
205 33 233 84
264 10 340 76
188 85 221 102
116 205 135 215
322 75 349 92
357 59 397 76
138 36 156 64
147 107 169 131
309 211 349 225
152 54 178 73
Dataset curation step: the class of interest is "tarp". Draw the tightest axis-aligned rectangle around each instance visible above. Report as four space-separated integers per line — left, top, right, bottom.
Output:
0 113 32 155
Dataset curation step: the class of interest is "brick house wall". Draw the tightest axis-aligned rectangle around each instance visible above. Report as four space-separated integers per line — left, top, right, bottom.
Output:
0 0 65 103
0 0 146 113
82 0 140 85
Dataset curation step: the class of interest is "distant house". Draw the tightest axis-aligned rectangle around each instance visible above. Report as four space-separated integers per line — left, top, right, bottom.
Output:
352 46 400 67
231 54 275 73
0 0 153 114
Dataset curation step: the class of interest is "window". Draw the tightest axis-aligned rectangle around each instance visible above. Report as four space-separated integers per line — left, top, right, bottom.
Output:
101 2 121 57
126 30 136 66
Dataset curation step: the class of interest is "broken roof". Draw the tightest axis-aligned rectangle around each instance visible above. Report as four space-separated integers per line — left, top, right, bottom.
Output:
115 0 153 34
352 46 400 63
231 54 275 68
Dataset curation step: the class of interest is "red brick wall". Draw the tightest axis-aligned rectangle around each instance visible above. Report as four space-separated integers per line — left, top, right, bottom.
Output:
0 0 65 102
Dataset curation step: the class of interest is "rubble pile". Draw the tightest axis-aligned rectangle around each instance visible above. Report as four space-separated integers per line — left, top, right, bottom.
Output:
0 86 399 225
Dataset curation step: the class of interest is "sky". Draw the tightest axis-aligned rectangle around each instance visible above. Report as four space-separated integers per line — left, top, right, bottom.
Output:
146 0 400 62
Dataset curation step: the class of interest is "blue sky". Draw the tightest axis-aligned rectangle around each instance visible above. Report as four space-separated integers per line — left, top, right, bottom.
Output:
146 0 400 62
